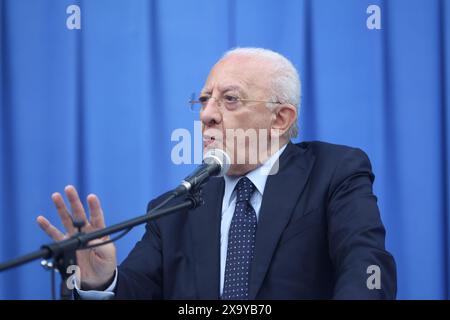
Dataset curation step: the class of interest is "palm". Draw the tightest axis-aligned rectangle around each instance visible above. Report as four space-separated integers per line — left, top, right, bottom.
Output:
37 185 117 289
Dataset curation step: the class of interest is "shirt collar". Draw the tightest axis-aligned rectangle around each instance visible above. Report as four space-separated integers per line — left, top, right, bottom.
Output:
222 144 288 208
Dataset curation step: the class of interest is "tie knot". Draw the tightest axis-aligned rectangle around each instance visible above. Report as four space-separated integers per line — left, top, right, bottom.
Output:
235 177 256 203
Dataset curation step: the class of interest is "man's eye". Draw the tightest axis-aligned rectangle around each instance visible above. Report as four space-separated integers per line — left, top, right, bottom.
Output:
224 95 239 103
199 96 210 104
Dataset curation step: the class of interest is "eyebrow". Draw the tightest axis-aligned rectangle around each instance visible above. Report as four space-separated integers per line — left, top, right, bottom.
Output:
201 85 246 96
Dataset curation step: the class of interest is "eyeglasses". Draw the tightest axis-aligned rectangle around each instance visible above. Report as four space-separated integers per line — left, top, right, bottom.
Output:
188 93 283 113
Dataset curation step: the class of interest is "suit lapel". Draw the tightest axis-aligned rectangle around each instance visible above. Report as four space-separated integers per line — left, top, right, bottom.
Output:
249 142 316 299
190 177 224 299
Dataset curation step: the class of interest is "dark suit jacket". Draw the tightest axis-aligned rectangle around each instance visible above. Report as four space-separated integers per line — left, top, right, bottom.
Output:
115 141 397 299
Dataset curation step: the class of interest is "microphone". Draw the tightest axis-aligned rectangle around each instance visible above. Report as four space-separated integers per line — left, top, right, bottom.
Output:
173 148 231 197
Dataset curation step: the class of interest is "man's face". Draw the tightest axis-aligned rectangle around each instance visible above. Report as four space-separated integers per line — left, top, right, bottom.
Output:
200 55 278 176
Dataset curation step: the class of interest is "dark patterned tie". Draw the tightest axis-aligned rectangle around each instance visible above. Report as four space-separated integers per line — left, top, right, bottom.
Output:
222 177 257 300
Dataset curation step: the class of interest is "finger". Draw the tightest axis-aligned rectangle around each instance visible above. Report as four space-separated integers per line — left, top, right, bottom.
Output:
87 194 106 229
36 215 65 241
51 192 76 234
65 185 89 225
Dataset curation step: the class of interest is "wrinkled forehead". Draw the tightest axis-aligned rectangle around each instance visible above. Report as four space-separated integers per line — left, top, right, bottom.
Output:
202 55 272 95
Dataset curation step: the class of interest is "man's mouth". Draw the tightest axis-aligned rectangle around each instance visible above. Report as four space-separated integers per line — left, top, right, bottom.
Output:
203 135 216 148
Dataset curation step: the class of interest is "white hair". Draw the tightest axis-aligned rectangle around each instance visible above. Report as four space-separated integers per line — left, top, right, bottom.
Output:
221 47 301 138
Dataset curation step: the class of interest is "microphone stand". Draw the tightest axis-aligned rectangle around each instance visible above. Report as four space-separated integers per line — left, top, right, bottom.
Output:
0 189 203 299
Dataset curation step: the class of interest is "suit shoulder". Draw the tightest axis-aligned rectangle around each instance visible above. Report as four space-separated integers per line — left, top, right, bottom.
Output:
295 140 370 163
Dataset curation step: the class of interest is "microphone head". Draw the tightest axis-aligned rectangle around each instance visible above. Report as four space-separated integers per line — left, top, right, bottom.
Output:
203 149 231 177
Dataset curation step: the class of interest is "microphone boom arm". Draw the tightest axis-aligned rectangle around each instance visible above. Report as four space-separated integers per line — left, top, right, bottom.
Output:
0 191 202 275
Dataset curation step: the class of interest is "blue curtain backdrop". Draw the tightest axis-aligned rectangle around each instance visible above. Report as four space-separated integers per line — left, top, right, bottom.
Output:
0 0 449 299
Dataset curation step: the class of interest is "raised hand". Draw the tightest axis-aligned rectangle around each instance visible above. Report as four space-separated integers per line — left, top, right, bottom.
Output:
37 185 117 290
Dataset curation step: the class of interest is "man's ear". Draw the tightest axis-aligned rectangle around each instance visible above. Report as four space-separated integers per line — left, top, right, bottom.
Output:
270 104 297 138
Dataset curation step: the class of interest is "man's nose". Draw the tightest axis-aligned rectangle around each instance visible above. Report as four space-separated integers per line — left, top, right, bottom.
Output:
200 97 222 126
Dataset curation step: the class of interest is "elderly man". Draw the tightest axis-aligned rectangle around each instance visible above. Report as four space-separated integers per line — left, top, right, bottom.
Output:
37 48 397 299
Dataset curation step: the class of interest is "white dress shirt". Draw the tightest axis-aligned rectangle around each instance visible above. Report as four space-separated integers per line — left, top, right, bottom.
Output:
219 144 287 295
